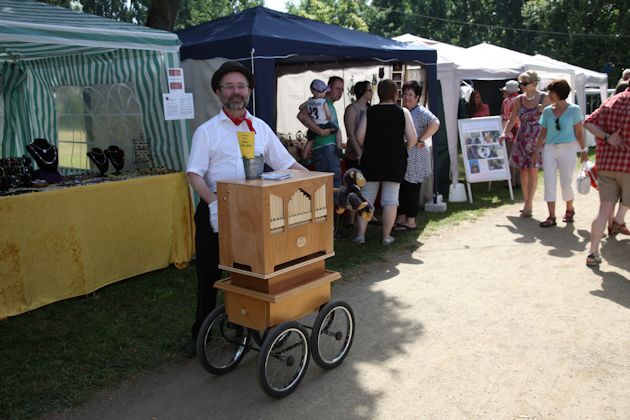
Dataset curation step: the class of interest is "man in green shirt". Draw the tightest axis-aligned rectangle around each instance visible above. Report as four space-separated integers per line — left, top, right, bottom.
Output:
297 76 344 187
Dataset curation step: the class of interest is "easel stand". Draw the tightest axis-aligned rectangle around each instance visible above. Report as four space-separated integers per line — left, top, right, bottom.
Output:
467 179 514 204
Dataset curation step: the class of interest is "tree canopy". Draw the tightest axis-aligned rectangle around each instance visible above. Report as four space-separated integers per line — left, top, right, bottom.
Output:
39 0 630 84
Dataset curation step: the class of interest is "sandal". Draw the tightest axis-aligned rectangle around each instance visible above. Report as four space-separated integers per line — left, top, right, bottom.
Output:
539 217 557 227
563 209 575 223
586 253 602 267
393 224 417 232
612 221 630 235
520 209 533 218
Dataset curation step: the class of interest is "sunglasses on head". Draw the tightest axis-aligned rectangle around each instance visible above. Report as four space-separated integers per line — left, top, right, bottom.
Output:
555 118 561 131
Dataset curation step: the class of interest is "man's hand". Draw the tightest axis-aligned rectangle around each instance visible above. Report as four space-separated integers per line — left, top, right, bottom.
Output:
607 129 623 147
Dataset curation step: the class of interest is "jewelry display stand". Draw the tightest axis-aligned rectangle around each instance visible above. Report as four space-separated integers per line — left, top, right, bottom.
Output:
87 148 109 176
132 134 153 168
25 138 63 184
104 145 125 174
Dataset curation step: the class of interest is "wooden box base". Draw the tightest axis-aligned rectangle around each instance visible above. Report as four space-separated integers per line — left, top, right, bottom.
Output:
230 259 326 294
215 270 341 331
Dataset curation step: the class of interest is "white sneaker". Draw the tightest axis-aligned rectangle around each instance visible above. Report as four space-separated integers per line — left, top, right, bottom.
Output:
352 236 365 244
382 236 395 246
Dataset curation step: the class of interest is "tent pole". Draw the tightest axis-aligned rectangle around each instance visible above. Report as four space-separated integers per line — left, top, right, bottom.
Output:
251 48 256 116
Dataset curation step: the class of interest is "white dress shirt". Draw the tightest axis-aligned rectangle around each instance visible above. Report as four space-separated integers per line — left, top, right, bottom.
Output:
187 109 296 192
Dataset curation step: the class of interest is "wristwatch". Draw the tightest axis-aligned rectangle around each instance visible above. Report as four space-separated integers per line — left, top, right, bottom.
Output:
604 133 610 141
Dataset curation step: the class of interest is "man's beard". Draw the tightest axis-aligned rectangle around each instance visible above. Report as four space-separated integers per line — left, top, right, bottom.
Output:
222 93 249 111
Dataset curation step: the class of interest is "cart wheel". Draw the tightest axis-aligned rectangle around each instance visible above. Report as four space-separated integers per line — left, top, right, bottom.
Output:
197 305 249 375
310 300 355 370
257 321 310 398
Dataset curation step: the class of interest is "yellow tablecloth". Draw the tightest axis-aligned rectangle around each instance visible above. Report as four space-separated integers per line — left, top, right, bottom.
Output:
0 172 193 318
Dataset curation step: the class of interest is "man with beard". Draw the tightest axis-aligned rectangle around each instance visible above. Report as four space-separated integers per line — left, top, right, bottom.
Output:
184 61 307 356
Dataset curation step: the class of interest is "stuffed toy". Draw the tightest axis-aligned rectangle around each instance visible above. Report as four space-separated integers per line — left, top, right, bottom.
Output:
334 168 374 221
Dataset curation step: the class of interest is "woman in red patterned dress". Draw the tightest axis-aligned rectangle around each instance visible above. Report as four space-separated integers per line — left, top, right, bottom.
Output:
500 71 552 217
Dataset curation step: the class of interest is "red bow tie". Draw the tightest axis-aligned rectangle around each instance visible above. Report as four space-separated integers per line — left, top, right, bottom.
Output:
226 112 256 133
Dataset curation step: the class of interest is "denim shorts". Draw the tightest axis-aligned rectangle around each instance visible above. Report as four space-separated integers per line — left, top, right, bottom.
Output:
312 143 341 188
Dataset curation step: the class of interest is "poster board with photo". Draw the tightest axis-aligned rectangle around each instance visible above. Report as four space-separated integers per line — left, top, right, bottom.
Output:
457 116 513 203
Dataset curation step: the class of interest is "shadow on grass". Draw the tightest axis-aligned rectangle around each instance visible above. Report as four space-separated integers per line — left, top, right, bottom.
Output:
1 181 516 419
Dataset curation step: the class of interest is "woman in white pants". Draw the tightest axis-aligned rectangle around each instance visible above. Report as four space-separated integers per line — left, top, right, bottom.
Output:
532 79 588 227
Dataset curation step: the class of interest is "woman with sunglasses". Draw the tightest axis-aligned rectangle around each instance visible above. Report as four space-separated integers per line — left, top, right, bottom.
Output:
531 79 588 227
500 70 551 217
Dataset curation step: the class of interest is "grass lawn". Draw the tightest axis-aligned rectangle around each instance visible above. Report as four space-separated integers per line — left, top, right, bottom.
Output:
1 178 521 419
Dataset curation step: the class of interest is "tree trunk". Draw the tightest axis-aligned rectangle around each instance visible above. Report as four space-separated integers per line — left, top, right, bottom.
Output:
145 0 182 31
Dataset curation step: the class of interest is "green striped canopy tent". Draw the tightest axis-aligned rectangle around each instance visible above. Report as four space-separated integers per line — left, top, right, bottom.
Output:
0 0 190 170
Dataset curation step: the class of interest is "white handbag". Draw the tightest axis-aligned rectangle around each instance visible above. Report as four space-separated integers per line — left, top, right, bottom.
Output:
576 161 595 195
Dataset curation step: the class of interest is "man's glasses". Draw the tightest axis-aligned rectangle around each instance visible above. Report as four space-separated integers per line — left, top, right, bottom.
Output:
219 83 250 91
519 81 530 87
555 118 561 131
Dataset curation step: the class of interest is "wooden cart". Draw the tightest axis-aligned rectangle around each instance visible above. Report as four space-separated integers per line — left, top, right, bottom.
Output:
196 171 355 398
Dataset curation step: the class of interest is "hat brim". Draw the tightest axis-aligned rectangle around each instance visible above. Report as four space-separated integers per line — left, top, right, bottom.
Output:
211 62 255 92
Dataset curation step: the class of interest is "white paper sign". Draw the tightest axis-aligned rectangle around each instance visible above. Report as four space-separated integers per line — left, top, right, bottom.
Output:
163 93 194 120
167 68 185 93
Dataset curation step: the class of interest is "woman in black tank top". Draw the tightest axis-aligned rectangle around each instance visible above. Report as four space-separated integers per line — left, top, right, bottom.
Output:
353 79 418 245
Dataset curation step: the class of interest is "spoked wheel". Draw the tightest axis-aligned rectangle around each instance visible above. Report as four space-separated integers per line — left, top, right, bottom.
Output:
196 305 249 375
310 301 355 370
257 321 310 398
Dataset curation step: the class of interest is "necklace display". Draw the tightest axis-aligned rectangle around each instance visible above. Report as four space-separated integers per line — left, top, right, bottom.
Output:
87 148 109 176
105 146 125 174
28 141 58 166
26 139 63 184
32 141 53 154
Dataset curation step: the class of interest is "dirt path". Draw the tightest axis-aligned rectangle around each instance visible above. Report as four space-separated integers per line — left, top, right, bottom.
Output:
51 191 630 419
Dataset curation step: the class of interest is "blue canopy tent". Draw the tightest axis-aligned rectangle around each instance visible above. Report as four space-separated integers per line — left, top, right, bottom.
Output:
177 7 447 199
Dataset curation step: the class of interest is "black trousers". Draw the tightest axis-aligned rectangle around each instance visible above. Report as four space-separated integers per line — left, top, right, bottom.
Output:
398 180 422 218
192 200 220 340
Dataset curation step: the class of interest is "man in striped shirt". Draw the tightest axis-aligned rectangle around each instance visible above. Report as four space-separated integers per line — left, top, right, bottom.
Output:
584 85 630 266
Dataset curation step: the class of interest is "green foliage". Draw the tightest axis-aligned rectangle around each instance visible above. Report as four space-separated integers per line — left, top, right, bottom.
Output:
40 0 150 23
31 1 630 85
174 0 264 29
292 0 627 86
287 0 370 31
521 0 629 83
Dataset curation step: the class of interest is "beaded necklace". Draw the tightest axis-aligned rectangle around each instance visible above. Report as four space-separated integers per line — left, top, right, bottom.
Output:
89 150 107 166
28 143 58 166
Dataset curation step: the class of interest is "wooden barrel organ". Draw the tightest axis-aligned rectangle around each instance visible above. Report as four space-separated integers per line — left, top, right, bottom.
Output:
215 171 340 331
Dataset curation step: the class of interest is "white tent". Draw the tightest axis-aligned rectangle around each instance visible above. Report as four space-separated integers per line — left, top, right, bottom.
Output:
395 35 576 185
532 54 608 114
